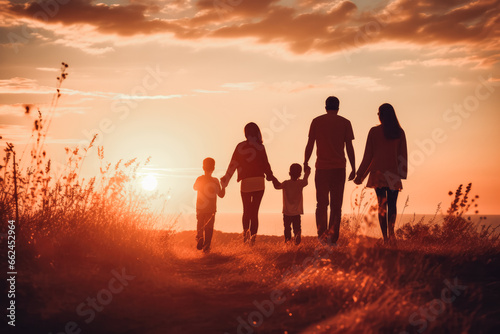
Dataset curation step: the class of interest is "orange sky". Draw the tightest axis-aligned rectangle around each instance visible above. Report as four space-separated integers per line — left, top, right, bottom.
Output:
1 0 500 219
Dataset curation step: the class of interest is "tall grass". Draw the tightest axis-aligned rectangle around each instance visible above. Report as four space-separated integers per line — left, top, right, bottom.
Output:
395 183 499 251
0 63 172 271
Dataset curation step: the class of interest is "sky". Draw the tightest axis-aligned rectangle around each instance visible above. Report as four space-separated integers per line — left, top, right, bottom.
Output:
1 0 500 227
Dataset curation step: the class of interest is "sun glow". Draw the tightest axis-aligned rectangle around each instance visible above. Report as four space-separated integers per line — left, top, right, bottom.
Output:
141 174 158 191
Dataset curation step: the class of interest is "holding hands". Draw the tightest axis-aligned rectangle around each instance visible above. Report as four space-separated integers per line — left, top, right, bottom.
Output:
220 175 229 188
303 162 311 175
353 173 363 185
348 169 356 181
270 175 281 190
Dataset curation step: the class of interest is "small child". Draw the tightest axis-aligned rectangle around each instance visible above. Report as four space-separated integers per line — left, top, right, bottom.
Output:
193 157 225 253
272 163 311 245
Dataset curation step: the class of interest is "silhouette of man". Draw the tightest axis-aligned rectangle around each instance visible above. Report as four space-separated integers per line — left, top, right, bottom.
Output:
304 96 355 245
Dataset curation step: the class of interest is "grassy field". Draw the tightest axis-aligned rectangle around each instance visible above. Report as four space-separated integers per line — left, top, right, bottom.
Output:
2 141 499 334
3 223 499 334
2 65 499 333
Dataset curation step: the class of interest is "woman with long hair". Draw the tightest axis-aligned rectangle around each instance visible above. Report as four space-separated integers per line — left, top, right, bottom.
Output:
221 122 274 245
354 103 408 243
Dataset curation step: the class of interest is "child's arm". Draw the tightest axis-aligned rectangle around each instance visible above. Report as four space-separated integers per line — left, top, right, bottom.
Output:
271 176 283 189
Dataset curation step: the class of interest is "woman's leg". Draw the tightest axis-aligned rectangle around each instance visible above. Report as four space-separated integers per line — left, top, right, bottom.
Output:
241 192 252 241
375 187 389 241
249 190 264 236
387 189 399 239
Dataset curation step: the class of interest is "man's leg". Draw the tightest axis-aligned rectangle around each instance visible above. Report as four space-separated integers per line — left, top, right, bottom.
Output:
315 169 330 239
329 168 346 244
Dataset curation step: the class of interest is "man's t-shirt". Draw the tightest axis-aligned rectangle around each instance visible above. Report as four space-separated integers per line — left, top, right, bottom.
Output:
308 113 354 169
194 175 222 214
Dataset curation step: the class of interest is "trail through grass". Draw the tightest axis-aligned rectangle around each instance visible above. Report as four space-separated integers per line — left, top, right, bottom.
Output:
13 229 500 334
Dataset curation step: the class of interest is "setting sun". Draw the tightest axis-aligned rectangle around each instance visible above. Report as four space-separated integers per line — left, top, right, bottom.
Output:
141 174 158 191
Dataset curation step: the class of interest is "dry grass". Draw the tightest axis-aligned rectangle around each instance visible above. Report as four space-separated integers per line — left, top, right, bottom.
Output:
1 64 499 333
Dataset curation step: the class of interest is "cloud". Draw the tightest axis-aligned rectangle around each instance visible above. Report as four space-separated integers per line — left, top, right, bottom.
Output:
3 0 499 62
434 77 467 86
192 89 227 94
0 77 54 94
219 77 389 93
221 82 260 91
0 77 184 101
381 55 487 70
328 75 390 91
209 1 358 54
0 122 84 145
0 124 30 143
0 103 34 116
36 67 59 72
112 92 183 100
5 0 178 36
60 88 184 100
267 81 326 93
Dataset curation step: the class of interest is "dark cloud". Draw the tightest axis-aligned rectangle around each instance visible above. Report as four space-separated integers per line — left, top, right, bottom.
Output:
209 2 357 54
6 0 180 36
4 0 500 59
197 0 280 16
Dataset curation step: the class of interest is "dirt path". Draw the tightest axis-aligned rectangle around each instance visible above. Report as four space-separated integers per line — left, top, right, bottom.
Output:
16 231 500 334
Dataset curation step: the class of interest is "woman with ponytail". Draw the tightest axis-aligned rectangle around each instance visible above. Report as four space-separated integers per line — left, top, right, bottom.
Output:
221 122 274 245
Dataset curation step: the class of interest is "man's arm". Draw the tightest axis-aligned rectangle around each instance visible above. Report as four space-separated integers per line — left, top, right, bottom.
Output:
303 165 311 185
354 129 373 185
304 137 314 169
345 139 356 181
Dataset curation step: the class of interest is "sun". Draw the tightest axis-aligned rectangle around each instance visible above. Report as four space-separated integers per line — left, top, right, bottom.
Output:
141 174 158 191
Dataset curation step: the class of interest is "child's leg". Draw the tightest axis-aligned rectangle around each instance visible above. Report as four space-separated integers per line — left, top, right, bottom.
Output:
204 213 216 251
283 215 292 242
196 213 206 250
292 215 302 245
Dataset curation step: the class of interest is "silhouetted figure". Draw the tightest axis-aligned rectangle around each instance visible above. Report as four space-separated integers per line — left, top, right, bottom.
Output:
194 157 225 253
272 163 311 245
354 103 408 243
304 96 356 245
221 123 274 245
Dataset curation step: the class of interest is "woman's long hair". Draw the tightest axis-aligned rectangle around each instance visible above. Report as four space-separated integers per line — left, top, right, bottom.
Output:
378 103 402 140
244 122 263 144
